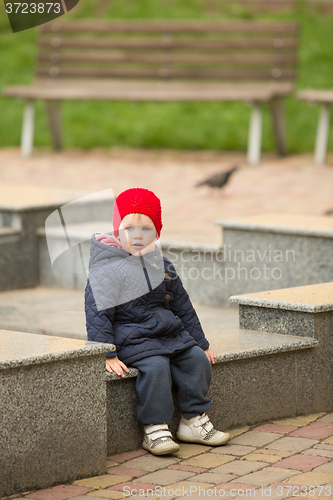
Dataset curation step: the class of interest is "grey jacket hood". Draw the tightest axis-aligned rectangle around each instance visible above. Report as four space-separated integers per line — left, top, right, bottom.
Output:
88 233 165 311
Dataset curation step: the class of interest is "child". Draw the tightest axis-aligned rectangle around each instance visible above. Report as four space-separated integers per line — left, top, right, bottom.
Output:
85 188 230 455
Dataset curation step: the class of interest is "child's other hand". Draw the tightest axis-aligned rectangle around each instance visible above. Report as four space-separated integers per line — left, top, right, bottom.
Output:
106 356 129 377
205 348 217 364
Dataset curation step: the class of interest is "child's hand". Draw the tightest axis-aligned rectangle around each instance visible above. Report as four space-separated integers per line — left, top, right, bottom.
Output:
106 356 129 377
205 348 217 364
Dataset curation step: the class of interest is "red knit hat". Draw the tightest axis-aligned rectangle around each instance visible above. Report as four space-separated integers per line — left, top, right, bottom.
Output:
113 188 163 238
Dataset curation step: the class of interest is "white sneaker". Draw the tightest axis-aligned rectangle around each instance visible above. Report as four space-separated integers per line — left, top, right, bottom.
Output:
177 413 231 446
142 424 180 455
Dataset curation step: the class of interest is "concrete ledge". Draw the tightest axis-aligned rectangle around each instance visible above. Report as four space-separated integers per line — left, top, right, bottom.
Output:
0 329 112 498
0 329 114 370
105 328 318 455
216 213 333 238
230 281 333 313
229 283 333 417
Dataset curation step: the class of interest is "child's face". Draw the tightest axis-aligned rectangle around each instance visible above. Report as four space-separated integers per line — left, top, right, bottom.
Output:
118 213 157 256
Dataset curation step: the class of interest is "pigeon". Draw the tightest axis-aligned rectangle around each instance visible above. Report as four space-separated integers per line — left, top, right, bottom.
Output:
195 166 238 189
324 209 333 216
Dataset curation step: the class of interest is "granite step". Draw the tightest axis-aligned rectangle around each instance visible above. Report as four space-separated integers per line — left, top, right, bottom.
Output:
106 328 318 455
215 213 333 300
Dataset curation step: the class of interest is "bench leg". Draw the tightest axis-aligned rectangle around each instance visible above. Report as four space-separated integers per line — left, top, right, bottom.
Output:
21 100 35 157
247 102 262 165
269 96 287 156
45 99 62 150
314 103 331 165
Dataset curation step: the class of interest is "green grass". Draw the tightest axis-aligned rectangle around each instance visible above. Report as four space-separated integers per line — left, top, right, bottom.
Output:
1 0 333 152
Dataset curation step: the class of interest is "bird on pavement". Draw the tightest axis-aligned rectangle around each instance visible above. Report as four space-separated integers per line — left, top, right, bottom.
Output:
195 166 238 189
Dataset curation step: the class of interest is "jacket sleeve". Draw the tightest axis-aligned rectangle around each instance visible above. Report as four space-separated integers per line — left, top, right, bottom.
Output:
164 259 210 351
85 279 117 358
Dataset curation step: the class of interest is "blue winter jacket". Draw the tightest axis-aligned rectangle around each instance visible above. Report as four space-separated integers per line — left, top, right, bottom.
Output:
85 234 209 365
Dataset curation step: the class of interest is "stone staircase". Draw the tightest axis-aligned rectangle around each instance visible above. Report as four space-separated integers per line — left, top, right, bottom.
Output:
106 282 333 455
1 186 333 496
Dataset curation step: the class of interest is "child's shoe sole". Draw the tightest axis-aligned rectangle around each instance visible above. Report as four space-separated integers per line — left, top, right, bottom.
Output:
142 440 180 455
176 431 230 446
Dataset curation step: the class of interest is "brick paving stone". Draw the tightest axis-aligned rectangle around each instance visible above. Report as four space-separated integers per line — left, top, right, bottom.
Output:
107 482 158 493
230 431 283 447
212 459 268 475
228 427 251 439
265 437 319 453
87 492 126 499
107 466 148 478
107 450 148 464
73 476 130 490
273 414 326 427
217 482 259 492
303 448 333 459
132 468 195 485
173 443 211 459
120 455 179 472
181 453 234 468
236 469 297 487
70 497 103 500
313 462 333 474
26 486 94 500
188 472 236 484
242 453 282 463
284 471 333 485
315 443 333 451
211 444 257 456
290 423 333 440
252 424 298 434
157 480 215 495
106 462 119 468
318 414 333 424
167 464 207 473
323 437 333 445
271 454 330 472
245 449 294 459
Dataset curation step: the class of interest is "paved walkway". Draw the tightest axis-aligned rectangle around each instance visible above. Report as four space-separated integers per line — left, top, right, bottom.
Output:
16 413 333 500
1 148 333 245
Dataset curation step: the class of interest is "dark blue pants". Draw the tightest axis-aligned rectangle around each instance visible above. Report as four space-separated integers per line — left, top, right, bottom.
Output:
131 345 212 425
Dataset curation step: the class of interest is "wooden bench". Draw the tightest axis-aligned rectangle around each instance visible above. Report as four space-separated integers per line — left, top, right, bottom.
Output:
297 89 333 164
2 19 299 164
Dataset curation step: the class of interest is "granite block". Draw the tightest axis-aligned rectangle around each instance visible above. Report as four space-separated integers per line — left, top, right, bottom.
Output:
0 232 39 291
162 243 227 307
221 229 307 296
230 282 333 313
307 236 333 284
208 352 298 431
0 330 111 497
106 373 181 455
0 367 26 493
238 306 316 337
106 375 142 455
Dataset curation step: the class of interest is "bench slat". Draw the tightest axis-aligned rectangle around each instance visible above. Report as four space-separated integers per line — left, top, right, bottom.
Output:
37 53 297 65
3 80 294 101
38 38 298 51
39 20 299 34
37 68 296 80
